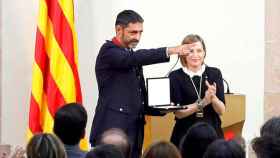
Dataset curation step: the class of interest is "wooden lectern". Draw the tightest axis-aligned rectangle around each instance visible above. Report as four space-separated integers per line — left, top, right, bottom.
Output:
221 94 246 136
147 94 246 142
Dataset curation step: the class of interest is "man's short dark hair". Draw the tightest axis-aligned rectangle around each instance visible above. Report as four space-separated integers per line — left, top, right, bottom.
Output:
115 10 144 27
54 103 87 145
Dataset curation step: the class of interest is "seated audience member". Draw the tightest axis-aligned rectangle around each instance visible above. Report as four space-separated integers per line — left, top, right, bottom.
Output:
252 117 280 158
98 128 131 158
85 144 124 158
259 116 280 137
26 133 66 158
233 136 246 150
203 139 245 158
54 103 88 158
142 141 181 158
0 144 11 158
180 122 218 158
10 146 25 158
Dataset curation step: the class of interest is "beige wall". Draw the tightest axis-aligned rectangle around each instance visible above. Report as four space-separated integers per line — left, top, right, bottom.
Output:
247 0 280 157
0 0 2 143
0 0 37 146
265 0 280 120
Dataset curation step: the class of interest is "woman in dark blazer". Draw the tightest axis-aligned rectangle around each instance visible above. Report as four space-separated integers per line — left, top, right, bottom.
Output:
169 34 226 147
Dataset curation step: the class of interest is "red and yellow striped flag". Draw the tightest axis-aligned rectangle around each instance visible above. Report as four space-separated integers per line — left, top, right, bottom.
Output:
28 0 88 150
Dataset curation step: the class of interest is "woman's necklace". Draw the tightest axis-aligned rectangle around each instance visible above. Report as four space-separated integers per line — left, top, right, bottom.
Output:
189 75 204 117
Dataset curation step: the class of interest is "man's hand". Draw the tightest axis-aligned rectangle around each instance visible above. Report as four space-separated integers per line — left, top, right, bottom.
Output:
167 43 196 56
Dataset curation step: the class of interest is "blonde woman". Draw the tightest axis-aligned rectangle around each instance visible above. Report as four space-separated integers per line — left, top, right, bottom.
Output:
169 34 226 147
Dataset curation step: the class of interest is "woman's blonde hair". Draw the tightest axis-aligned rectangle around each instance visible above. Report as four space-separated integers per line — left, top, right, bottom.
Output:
27 133 66 158
180 34 206 67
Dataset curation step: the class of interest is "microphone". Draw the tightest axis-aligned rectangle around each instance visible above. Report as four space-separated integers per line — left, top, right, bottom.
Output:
223 78 232 94
165 55 180 77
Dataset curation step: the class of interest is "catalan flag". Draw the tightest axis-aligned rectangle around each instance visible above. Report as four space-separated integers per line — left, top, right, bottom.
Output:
28 0 88 150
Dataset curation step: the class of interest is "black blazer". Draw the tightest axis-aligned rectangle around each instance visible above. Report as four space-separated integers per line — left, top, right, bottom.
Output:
90 40 169 145
169 66 225 146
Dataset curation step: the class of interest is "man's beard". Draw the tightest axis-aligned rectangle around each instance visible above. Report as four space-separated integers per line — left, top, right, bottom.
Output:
122 36 139 48
128 41 139 48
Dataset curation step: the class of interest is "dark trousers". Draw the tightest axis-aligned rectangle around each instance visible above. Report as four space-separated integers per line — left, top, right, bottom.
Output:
126 121 144 158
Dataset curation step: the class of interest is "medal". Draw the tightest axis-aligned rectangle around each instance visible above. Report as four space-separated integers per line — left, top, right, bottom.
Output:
190 76 204 118
196 99 204 118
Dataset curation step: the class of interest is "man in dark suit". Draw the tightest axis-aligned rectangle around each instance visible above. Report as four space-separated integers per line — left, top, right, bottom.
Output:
90 10 192 158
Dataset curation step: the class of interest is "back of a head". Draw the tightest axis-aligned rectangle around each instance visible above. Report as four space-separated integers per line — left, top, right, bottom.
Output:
85 144 124 158
27 133 66 158
234 136 246 150
260 116 280 137
142 141 181 158
115 10 144 27
251 116 280 158
54 103 87 145
252 136 280 158
99 128 131 158
203 139 245 158
180 122 218 158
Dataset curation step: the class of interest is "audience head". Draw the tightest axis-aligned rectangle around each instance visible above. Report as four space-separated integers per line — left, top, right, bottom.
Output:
260 116 280 137
142 141 181 158
203 139 245 158
98 128 131 158
180 34 206 68
180 122 218 158
85 144 124 158
252 136 280 158
233 136 246 150
54 103 87 145
26 133 66 158
252 117 280 158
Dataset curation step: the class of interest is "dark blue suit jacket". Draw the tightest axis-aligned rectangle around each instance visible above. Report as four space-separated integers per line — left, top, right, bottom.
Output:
90 40 169 145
